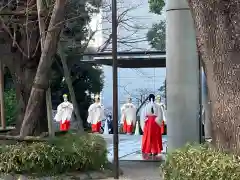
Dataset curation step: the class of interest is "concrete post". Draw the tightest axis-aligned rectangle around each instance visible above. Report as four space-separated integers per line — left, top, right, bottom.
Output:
166 0 200 150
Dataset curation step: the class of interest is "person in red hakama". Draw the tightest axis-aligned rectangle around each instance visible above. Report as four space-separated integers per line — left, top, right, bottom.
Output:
54 94 74 132
140 94 163 156
156 95 166 135
87 94 105 133
120 96 136 134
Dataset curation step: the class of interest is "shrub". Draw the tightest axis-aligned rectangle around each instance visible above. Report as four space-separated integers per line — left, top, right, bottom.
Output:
162 144 240 180
0 133 107 176
4 89 17 126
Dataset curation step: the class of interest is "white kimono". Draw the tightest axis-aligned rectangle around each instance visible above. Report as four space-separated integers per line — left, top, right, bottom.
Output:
87 102 104 124
54 101 73 123
120 103 137 125
140 102 163 132
156 102 166 122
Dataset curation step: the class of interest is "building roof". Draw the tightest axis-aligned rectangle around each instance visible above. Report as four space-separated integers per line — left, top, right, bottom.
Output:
82 51 166 68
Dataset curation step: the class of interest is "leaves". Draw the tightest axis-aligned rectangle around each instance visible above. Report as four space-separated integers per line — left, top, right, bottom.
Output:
51 0 104 125
147 0 165 51
4 89 17 126
158 79 166 98
148 0 165 15
162 144 240 180
146 20 166 51
0 133 107 175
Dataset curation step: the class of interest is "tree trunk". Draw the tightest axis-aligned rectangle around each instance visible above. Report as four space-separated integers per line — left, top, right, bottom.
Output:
5 64 47 135
0 33 48 135
37 0 54 137
0 1 49 135
9 62 47 135
188 0 240 153
20 0 67 136
58 44 84 131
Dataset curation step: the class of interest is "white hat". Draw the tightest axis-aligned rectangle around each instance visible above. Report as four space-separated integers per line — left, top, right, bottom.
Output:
156 95 161 100
95 94 100 99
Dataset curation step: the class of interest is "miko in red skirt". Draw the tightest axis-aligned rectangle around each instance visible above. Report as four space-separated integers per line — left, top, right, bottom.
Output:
141 94 163 156
54 94 74 132
120 96 136 134
87 94 104 133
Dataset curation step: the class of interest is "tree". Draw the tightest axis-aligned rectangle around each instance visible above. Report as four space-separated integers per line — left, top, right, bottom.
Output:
98 1 149 51
148 0 240 153
147 0 165 51
158 79 166 98
51 57 104 129
50 0 104 129
0 1 54 135
119 84 153 114
148 0 165 16
147 0 166 106
0 0 103 135
20 0 68 136
187 0 240 153
146 21 166 51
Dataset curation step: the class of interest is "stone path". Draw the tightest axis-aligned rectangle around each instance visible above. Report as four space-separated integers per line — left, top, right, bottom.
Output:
102 134 167 161
100 161 162 180
100 134 166 179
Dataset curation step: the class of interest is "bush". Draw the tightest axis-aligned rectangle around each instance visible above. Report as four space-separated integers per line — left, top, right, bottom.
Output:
4 89 17 126
0 133 107 176
162 144 240 180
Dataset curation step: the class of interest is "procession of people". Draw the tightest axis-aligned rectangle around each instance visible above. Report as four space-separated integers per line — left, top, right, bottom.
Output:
54 92 166 157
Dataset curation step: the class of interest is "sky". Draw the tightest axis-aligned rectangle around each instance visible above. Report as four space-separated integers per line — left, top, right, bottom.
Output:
89 0 166 108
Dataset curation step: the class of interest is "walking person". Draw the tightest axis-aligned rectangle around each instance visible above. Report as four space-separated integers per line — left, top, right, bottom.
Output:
140 94 163 158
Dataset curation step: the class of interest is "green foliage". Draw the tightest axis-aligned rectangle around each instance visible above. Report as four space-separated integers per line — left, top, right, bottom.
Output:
158 79 166 98
147 20 166 51
149 0 165 15
162 144 240 180
0 133 107 175
50 0 104 126
147 0 165 51
4 89 17 126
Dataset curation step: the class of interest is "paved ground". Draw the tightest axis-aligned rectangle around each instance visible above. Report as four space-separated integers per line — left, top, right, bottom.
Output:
100 134 166 180
101 161 162 180
101 134 167 161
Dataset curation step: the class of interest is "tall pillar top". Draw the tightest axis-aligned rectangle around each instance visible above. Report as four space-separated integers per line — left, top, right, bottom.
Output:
166 0 189 11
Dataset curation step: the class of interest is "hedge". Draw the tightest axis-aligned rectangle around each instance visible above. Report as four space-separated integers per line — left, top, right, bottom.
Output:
0 133 107 176
4 89 17 126
162 144 240 180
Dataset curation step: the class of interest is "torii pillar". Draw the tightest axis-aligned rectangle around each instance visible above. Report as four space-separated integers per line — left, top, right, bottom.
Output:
166 0 200 150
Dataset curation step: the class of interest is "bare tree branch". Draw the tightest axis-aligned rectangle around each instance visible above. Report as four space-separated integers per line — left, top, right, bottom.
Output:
95 2 147 52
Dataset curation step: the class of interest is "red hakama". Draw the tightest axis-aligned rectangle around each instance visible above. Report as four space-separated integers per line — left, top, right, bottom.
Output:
92 121 101 133
142 115 163 154
161 121 165 134
60 120 70 131
123 119 133 134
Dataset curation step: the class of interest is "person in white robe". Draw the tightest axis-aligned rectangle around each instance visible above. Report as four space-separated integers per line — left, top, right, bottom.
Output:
140 94 163 156
87 94 104 133
156 95 166 134
54 94 74 131
120 96 137 134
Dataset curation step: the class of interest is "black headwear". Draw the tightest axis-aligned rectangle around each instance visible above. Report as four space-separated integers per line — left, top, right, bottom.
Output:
148 94 155 113
148 94 155 102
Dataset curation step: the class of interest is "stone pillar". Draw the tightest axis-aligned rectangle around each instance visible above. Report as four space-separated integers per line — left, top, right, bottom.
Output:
166 0 200 150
